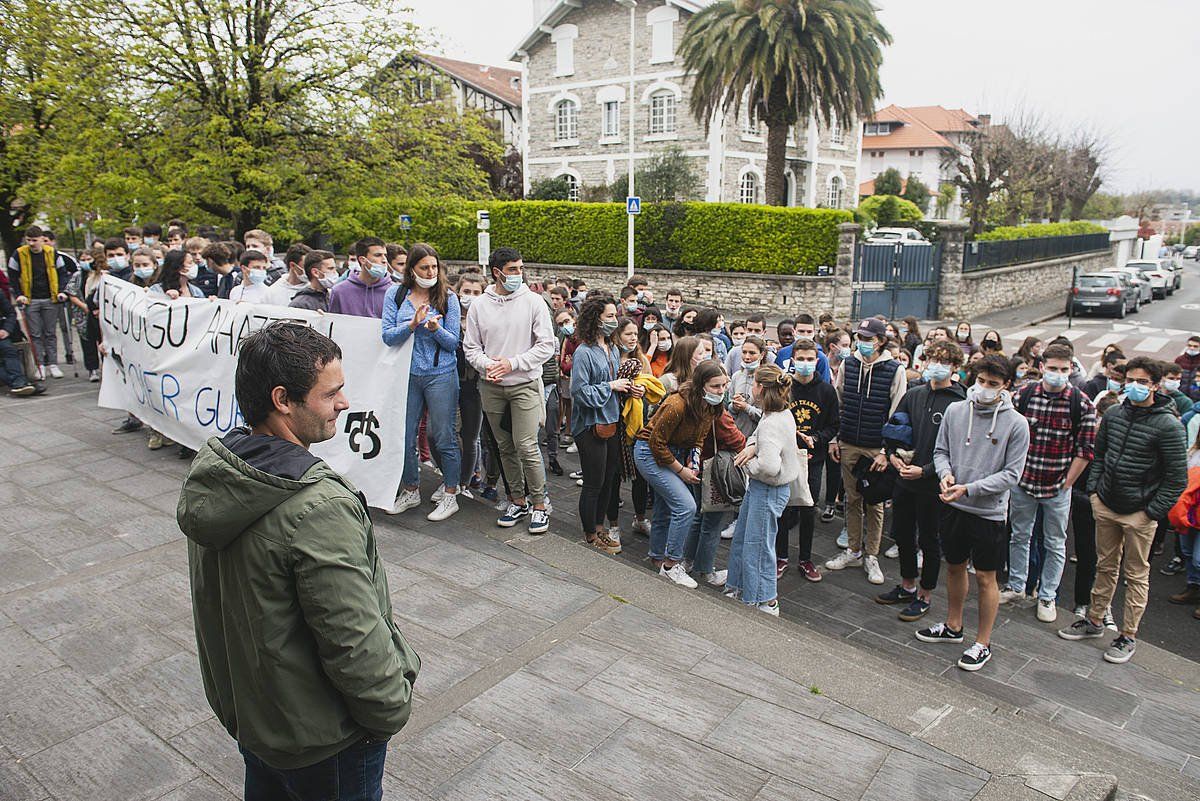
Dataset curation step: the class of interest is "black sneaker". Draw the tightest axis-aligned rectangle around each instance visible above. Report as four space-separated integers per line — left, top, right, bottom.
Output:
915 622 964 644
1160 556 1185 576
876 585 917 605
957 642 992 671
497 502 530 528
528 508 550 535
834 501 845 518
898 597 931 621
112 417 144 434
1057 618 1104 640
820 504 835 522
548 457 564 477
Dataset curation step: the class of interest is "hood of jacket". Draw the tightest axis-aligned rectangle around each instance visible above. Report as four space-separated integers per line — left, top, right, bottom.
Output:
482 283 531 305
177 428 332 550
963 389 1016 445
345 271 393 294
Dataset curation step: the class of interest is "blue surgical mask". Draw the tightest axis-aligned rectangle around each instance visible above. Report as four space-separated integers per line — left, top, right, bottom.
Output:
503 274 523 293
144 237 158 246
838 347 852 361
108 256 127 269
794 361 816 377
643 321 655 331
367 264 388 281
856 340 875 358
898 326 908 335
1107 378 1121 392
618 342 634 353
703 392 725 406
134 266 155 279
742 361 760 372
560 323 574 336
1043 371 1069 389
79 261 92 272
1124 382 1150 403
1163 378 1181 393
626 302 639 312
923 363 951 382
249 268 268 285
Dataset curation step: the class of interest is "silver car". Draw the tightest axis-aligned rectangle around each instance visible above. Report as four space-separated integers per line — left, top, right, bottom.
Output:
1103 267 1154 304
1068 272 1139 318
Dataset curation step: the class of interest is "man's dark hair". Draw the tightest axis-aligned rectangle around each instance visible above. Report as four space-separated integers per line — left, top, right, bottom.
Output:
1042 343 1074 364
627 274 647 288
167 218 188 235
103 237 126 252
549 286 570 301
792 337 819 356
666 287 683 299
1164 362 1183 377
355 237 385 257
619 285 637 300
1110 363 1127 378
236 322 343 427
974 354 1012 384
746 313 766 326
925 340 964 367
794 313 815 327
123 225 143 237
142 222 163 237
285 242 312 268
24 225 44 239
240 249 269 268
42 228 56 241
386 243 407 262
167 226 187 241
487 246 522 270
1101 348 1126 367
201 242 232 264
1048 335 1074 352
302 249 334 280
1188 334 1200 345
1125 356 1163 383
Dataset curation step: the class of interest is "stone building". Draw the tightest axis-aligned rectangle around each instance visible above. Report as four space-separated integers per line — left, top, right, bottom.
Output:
510 0 860 207
405 53 523 148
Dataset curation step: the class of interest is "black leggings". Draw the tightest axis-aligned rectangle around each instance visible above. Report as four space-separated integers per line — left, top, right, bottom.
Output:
891 489 942 591
577 428 621 534
459 377 484 485
1071 491 1098 609
777 457 825 562
824 456 843 505
607 472 648 524
81 316 100 372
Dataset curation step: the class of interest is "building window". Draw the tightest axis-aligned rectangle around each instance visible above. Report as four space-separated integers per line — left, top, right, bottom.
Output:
649 91 676 134
826 176 844 209
551 24 578 77
560 173 580 202
830 119 844 145
602 100 620 138
555 99 578 141
647 5 679 64
739 171 759 204
864 122 890 136
742 104 760 136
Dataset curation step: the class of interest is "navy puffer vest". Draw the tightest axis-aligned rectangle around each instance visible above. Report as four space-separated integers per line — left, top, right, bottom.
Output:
839 355 899 448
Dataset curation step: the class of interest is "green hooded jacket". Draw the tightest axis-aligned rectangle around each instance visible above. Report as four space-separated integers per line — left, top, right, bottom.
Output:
177 429 420 770
1087 395 1188 520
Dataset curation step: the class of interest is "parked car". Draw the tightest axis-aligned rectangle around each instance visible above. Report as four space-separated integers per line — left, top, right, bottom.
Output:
1069 272 1139 318
1183 245 1199 260
1103 266 1154 304
866 227 929 245
1126 259 1174 298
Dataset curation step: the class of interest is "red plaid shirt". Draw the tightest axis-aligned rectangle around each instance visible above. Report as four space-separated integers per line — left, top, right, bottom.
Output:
1017 383 1098 498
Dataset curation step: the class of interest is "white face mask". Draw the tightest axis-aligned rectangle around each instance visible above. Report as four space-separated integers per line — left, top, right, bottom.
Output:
318 275 336 289
180 267 195 280
969 382 1000 404
415 274 437 289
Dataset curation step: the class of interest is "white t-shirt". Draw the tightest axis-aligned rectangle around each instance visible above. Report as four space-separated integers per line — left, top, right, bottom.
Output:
264 276 306 306
229 283 271 304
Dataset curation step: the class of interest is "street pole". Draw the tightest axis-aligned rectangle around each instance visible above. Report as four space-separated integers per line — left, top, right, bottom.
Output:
625 0 636 280
1068 264 1077 329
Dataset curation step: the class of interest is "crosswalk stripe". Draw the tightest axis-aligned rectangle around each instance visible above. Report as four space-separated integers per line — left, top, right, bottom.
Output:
1134 336 1169 353
1087 332 1127 349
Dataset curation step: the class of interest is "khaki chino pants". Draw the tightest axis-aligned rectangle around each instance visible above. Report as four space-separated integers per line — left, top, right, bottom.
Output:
1088 497 1156 636
839 443 885 556
479 379 548 506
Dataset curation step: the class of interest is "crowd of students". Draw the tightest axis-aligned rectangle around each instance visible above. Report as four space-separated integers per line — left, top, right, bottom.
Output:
5 220 1200 674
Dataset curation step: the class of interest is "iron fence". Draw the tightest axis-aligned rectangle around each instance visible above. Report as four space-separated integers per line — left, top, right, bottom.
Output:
962 232 1110 272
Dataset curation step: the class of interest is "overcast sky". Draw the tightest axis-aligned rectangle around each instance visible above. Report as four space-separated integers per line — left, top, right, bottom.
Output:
405 0 1198 194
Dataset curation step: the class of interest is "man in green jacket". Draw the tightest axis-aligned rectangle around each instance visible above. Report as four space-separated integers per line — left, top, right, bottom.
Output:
1058 356 1187 665
177 322 419 797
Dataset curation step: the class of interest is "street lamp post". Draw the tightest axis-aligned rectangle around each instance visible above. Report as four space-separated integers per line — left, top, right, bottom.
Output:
620 0 636 279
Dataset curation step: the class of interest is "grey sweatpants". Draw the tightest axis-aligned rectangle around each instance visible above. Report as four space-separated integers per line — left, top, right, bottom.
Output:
25 299 59 366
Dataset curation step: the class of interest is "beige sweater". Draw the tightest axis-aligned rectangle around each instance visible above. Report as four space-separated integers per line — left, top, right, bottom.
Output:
747 410 803 487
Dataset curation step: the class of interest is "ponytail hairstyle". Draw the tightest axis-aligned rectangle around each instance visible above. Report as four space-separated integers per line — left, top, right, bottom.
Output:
754 363 792 413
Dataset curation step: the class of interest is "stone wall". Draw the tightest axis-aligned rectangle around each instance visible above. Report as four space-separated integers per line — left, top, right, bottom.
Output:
952 251 1114 319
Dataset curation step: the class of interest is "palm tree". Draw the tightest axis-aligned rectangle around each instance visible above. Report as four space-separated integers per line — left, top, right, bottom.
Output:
680 0 890 206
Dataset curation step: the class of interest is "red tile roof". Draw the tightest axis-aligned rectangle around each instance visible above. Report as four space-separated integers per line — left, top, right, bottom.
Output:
417 53 521 107
858 177 935 197
863 104 979 151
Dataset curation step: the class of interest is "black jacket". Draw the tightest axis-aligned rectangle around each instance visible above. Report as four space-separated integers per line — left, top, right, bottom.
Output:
0 291 17 337
1082 373 1111 400
1088 395 1188 519
889 380 967 494
289 286 328 312
788 375 839 461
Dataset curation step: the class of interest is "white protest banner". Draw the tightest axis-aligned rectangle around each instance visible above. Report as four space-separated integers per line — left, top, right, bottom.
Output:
96 274 411 509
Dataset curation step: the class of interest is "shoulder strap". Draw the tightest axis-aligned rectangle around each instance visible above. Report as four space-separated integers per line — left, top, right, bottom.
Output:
1015 383 1033 416
393 283 408 310
1068 386 1083 437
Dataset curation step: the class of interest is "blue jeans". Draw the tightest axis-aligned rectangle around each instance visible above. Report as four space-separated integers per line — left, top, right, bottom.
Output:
1180 530 1200 586
1007 486 1071 601
404 371 461 490
727 479 790 605
683 481 729 575
634 440 696 562
0 338 27 389
241 739 387 801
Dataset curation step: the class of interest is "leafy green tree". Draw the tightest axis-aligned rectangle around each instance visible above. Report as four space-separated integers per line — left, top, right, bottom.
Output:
934 182 957 218
680 0 890 206
872 167 903 197
857 194 922 226
902 174 931 213
529 176 573 201
610 145 703 202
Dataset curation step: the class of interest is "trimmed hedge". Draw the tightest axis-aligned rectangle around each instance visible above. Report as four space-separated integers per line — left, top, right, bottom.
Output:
977 221 1106 241
349 199 851 275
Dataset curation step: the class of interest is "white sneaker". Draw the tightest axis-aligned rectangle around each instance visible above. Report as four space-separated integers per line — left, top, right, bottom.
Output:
1073 605 1087 618
723 587 741 600
998 589 1023 605
864 555 885 584
720 521 736 540
1036 599 1057 623
607 526 622 548
1102 607 1118 631
432 485 446 503
836 528 849 549
35 365 45 380
824 549 863 571
566 442 578 454
48 364 64 378
88 369 100 382
916 550 924 569
884 544 900 559
703 570 728 587
427 494 459 522
631 518 651 536
387 489 421 515
459 486 474 500
681 559 694 574
757 601 780 616
660 563 698 588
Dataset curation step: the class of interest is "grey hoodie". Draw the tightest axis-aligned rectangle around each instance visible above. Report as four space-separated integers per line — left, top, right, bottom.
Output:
933 390 1030 521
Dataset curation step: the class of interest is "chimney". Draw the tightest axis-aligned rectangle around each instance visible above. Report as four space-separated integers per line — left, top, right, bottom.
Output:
977 113 991 126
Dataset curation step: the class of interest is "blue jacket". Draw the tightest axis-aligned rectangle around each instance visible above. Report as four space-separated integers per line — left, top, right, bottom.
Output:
381 286 460 376
775 343 830 382
569 342 621 437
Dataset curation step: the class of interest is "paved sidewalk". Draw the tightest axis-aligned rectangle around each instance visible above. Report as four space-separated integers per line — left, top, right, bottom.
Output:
0 379 1194 800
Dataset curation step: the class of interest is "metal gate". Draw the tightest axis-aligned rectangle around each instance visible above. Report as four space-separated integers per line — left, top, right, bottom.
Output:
852 242 941 320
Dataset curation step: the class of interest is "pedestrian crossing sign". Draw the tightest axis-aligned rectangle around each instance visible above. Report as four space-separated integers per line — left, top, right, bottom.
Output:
627 196 641 215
